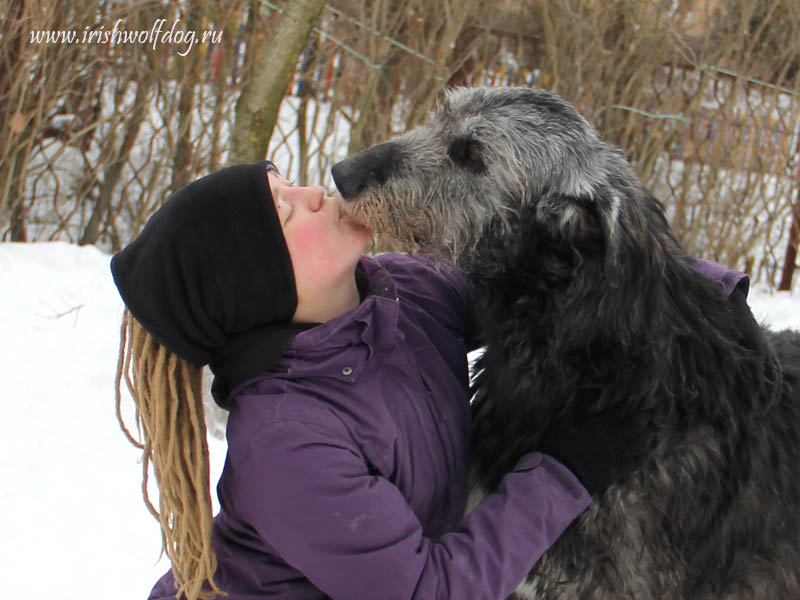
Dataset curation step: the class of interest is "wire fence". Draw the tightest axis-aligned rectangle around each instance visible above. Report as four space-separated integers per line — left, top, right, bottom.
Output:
2 0 798 289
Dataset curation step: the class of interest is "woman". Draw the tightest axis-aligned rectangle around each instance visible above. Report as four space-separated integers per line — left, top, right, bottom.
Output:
112 161 654 600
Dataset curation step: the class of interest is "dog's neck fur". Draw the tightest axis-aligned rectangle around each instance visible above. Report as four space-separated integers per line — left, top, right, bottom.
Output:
468 198 771 488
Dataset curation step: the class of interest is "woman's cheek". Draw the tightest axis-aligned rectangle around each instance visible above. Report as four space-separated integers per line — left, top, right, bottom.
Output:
286 222 338 276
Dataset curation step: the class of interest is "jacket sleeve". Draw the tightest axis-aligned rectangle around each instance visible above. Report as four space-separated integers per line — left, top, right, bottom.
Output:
236 417 590 600
686 256 749 298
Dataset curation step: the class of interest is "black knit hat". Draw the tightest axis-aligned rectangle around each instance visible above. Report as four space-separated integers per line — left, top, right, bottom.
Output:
111 161 308 401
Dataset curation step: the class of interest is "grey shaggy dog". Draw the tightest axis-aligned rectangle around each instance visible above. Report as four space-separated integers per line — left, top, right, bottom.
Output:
332 86 800 599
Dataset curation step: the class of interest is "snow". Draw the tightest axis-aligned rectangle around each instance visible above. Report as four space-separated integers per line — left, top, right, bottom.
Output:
749 287 800 330
0 241 226 599
1 241 798 598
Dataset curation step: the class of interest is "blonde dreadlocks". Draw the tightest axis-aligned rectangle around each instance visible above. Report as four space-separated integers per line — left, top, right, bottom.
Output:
115 310 224 600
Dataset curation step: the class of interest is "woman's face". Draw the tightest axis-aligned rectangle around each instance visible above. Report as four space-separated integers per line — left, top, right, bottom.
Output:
268 171 371 305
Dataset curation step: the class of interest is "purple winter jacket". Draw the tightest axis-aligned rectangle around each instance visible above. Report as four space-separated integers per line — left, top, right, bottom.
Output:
149 253 747 600
149 253 590 600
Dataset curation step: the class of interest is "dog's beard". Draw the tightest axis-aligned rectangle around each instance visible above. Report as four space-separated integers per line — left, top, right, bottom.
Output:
340 192 445 257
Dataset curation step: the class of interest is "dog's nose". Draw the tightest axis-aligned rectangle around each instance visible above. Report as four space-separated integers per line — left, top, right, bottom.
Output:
332 141 401 199
331 158 365 199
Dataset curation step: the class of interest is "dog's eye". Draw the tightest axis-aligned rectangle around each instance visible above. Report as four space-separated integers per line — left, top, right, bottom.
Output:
448 137 485 173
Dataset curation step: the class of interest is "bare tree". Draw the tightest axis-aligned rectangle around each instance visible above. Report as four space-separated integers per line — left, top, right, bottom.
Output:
4 0 799 290
230 0 327 164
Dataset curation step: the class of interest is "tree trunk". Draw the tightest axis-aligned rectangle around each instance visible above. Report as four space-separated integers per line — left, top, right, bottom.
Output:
78 73 152 246
230 0 326 164
777 131 800 291
296 46 316 185
8 150 27 241
0 0 27 233
346 66 383 155
778 199 799 291
406 0 478 130
172 1 207 193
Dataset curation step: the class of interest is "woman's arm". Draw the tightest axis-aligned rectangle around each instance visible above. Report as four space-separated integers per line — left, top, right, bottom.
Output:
236 418 589 600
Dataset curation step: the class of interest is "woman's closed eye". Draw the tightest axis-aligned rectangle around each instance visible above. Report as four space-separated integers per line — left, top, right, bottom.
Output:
278 200 293 225
271 172 296 226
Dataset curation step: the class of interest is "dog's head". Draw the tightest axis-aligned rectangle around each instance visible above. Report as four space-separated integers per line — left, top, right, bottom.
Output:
332 86 657 278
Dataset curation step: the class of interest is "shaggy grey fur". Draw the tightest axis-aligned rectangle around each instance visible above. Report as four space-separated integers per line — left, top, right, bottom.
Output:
332 86 800 599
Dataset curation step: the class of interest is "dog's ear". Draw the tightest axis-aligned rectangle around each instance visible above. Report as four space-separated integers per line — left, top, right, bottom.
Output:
535 189 623 286
593 190 624 287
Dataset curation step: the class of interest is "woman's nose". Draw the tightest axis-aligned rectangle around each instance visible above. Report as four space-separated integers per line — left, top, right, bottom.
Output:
294 185 326 212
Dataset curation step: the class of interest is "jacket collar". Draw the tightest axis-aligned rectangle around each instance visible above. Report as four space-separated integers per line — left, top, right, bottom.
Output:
218 256 400 406
291 256 399 356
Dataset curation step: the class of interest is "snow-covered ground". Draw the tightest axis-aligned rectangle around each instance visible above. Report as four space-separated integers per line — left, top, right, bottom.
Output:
1 241 798 599
0 242 226 599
